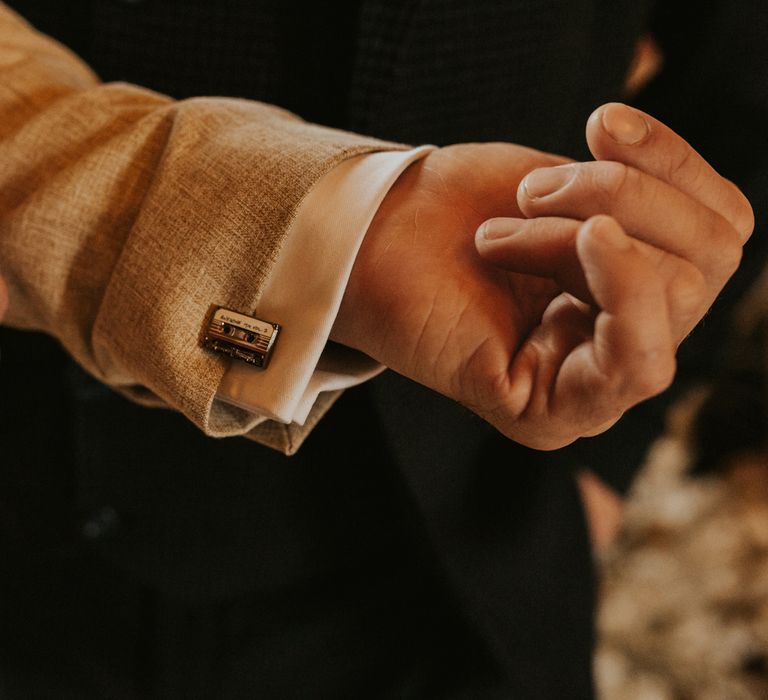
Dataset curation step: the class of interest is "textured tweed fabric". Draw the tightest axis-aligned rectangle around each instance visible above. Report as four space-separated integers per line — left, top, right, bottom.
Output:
0 4 399 451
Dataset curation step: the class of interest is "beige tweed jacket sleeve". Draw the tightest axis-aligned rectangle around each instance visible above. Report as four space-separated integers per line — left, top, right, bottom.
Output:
0 3 403 453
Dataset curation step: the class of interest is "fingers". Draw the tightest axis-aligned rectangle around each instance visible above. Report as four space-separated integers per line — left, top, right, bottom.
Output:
468 107 752 447
476 216 593 303
513 160 743 313
557 216 675 417
519 159 742 276
475 104 752 351
475 211 715 341
497 103 752 308
503 216 676 450
586 103 754 240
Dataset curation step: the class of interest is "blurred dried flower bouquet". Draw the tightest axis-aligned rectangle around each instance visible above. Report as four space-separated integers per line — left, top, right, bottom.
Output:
596 273 768 699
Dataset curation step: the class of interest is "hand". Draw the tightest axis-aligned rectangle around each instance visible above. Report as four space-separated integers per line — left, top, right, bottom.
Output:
473 103 753 446
331 106 753 449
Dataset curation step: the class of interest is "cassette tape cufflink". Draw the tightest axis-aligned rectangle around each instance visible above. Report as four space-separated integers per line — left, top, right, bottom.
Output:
203 307 280 368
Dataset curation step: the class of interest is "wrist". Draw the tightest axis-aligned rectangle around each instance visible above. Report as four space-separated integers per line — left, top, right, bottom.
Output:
330 155 428 356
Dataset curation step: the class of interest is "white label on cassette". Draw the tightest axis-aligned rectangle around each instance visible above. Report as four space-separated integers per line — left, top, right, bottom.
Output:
203 307 280 368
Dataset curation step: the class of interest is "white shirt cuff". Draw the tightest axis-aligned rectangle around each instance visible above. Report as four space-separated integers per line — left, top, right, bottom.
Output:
215 145 434 424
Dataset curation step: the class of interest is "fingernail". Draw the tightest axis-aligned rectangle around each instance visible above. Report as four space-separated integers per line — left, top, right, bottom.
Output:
601 103 649 145
522 166 575 199
477 218 525 241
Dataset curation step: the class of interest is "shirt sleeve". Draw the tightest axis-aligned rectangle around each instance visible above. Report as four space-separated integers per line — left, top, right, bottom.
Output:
0 2 406 451
215 146 435 425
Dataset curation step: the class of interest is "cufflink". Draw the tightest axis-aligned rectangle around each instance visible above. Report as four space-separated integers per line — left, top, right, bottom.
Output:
203 307 280 368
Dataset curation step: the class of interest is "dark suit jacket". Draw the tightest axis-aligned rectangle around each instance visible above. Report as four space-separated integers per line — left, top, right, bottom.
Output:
1 1 767 698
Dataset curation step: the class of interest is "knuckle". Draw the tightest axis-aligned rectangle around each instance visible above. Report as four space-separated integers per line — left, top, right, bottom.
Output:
635 355 676 398
478 363 512 402
695 211 745 280
666 145 698 187
720 238 744 278
667 265 708 316
707 221 745 279
718 179 754 240
601 351 673 400
733 194 756 240
587 160 634 203
654 359 677 394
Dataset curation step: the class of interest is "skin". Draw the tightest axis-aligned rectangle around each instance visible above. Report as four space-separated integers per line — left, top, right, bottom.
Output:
331 102 754 451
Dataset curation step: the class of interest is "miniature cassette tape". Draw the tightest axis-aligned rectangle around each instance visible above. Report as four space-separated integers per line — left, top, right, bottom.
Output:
203 307 280 368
